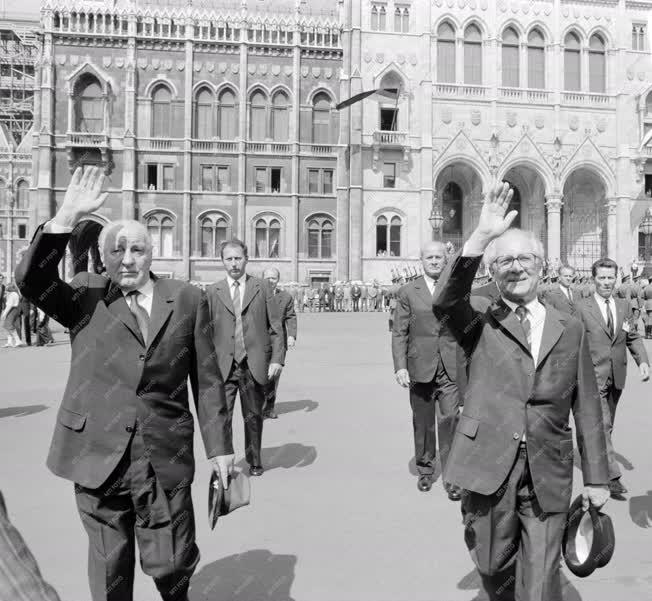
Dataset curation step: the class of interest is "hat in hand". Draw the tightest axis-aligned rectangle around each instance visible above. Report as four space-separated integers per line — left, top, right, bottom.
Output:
562 494 615 578
208 470 251 530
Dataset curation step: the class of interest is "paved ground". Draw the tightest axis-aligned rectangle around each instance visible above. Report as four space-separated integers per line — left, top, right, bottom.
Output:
1 312 652 601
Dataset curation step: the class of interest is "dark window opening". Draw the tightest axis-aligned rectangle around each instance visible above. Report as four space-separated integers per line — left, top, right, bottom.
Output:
17 224 27 239
380 108 398 131
147 164 158 190
271 168 281 193
645 174 652 197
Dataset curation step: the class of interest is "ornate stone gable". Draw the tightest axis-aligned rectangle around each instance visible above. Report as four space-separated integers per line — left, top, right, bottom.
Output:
500 133 552 174
563 136 615 178
433 129 487 169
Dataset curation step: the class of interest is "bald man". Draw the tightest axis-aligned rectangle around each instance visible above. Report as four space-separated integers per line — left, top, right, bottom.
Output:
15 167 232 601
262 268 297 419
391 240 461 499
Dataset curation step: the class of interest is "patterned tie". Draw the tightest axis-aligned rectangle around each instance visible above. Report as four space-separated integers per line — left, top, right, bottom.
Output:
127 290 149 344
605 298 614 338
232 280 247 363
515 305 531 350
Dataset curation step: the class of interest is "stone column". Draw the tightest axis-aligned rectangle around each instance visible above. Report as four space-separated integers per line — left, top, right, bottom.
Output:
182 36 193 279
545 194 563 262
606 198 617 260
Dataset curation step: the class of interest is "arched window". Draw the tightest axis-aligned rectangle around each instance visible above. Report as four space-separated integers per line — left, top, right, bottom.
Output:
152 85 172 138
564 32 581 91
199 213 229 257
249 90 268 140
307 215 333 259
646 91 652 116
15 180 28 210
502 27 520 87
589 34 606 93
218 88 237 139
464 24 482 85
74 75 103 133
437 22 456 83
527 28 545 89
442 182 463 234
376 214 402 256
146 213 175 257
271 91 290 142
394 6 409 33
312 92 332 144
195 87 213 138
254 216 282 258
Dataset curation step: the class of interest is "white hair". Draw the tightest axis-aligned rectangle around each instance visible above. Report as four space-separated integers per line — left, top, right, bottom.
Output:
483 228 545 268
98 220 153 260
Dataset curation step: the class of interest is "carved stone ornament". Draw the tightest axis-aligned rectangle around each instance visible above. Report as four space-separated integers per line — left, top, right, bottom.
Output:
511 1 518 13
194 63 202 72
573 7 580 18
272 65 281 76
535 115 544 129
627 70 634 80
152 58 160 70
324 67 333 79
596 118 606 133
446 0 454 7
441 109 452 124
562 7 569 17
638 72 646 81
284 66 293 77
469 0 477 8
569 116 579 131
178 61 185 71
70 55 79 67
259 64 268 76
522 2 529 14
375 53 384 64
206 62 215 73
218 62 227 73
138 58 148 69
397 54 406 65
409 54 417 66
116 57 125 69
231 64 239 74
312 67 321 78
301 66 309 77
248 64 256 75
506 112 517 128
103 56 112 68
543 3 551 13
480 0 487 9
458 0 466 9
57 55 66 65
533 3 540 15
363 53 372 63
471 110 481 126
434 0 443 7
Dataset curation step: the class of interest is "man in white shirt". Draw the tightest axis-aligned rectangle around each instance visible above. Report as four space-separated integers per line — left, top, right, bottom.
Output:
576 257 649 498
540 264 578 316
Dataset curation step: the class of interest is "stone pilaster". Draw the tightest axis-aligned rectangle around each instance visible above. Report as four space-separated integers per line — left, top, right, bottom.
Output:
606 198 618 260
545 194 563 263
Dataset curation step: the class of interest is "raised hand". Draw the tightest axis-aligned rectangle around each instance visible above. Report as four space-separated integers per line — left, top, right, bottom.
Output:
54 166 109 228
475 182 516 242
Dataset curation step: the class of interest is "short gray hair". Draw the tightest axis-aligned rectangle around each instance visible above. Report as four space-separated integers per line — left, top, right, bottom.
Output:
263 267 280 279
483 228 545 267
98 220 152 258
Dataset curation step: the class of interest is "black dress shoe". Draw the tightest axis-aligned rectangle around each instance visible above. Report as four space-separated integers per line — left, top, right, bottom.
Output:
609 478 627 497
249 465 264 477
263 409 278 419
447 487 462 502
417 476 433 492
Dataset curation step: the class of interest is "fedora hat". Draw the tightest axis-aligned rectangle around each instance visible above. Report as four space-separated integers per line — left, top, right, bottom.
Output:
562 494 615 577
208 470 251 530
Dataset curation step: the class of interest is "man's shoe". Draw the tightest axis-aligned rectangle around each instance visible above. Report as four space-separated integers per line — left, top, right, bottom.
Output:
264 409 278 420
249 465 264 477
417 475 433 492
609 478 627 497
446 484 462 502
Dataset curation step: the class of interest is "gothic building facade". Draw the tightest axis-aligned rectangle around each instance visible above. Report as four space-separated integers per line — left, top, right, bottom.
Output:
19 0 652 283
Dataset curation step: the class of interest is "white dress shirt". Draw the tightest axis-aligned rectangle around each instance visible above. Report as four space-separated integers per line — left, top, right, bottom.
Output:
559 284 571 300
502 297 546 366
593 293 616 330
123 278 154 316
226 274 246 311
422 273 437 296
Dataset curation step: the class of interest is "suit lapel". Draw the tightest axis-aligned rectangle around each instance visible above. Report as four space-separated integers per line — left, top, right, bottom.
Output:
241 276 260 313
537 309 565 369
587 295 611 338
217 280 235 315
490 301 531 356
413 276 433 307
105 283 145 346
147 279 174 349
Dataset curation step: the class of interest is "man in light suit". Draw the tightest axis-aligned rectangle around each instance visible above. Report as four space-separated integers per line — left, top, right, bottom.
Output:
540 263 578 316
433 183 610 601
262 267 297 420
15 167 232 601
392 240 461 499
576 257 650 498
206 240 283 477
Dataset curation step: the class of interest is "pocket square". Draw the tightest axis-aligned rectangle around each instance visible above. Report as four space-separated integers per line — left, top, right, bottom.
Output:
208 470 251 530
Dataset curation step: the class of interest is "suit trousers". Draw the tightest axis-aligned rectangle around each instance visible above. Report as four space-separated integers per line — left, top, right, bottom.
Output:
462 446 566 601
352 298 360 312
599 375 623 480
74 429 199 601
409 358 459 477
224 358 265 468
264 374 280 412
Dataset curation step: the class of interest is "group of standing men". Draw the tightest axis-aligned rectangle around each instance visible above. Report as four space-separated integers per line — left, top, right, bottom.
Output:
296 281 387 313
9 166 298 601
391 182 649 601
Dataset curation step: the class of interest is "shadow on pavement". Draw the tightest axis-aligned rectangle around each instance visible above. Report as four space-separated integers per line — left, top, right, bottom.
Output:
274 399 319 416
0 404 50 418
236 443 317 471
629 491 652 528
190 549 297 601
408 456 442 482
458 566 583 600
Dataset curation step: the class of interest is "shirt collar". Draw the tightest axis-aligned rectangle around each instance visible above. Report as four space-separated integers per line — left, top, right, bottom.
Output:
122 277 154 299
422 273 437 288
502 296 544 318
226 274 246 288
594 292 613 305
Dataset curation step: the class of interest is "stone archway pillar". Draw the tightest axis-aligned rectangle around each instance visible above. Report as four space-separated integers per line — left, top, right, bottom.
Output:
606 198 617 260
545 194 563 263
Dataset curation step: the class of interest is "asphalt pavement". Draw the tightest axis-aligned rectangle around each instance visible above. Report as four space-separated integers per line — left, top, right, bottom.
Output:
1 312 652 601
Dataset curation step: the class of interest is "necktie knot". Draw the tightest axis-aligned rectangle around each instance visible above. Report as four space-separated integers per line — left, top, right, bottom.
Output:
515 305 528 321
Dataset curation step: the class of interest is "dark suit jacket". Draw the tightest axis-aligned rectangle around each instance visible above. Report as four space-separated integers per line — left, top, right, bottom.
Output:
391 276 458 382
351 285 362 299
433 252 609 513
272 289 297 365
0 283 5 312
15 226 229 491
540 284 577 316
206 276 283 385
576 295 649 391
471 279 501 303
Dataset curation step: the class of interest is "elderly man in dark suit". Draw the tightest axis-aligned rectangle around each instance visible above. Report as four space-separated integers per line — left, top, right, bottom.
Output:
576 257 650 498
392 240 461 499
15 167 232 601
433 183 610 601
206 240 283 477
540 263 578 316
262 267 297 420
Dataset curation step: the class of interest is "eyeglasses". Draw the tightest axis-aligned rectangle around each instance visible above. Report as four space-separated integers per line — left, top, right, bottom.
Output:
493 253 540 271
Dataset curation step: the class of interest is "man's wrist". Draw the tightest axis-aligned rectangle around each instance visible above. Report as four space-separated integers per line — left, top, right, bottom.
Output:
464 232 493 256
52 207 83 229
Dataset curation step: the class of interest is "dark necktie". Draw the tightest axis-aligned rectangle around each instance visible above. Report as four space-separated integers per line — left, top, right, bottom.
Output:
232 280 247 363
515 305 531 350
604 298 614 338
127 290 150 344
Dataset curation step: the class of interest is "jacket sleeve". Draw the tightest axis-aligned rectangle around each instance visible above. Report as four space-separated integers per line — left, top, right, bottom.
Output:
626 327 649 366
391 286 410 372
265 282 284 365
285 295 297 339
573 326 610 486
191 290 233 458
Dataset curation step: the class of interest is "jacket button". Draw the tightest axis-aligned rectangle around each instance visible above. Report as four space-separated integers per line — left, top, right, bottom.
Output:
138 354 145 361
126 426 134 433
513 433 520 440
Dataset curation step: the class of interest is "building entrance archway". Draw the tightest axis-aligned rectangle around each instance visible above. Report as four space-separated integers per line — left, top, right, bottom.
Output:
502 164 547 249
